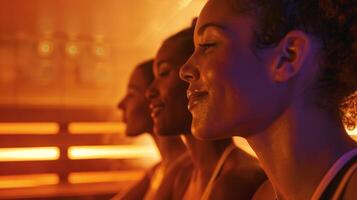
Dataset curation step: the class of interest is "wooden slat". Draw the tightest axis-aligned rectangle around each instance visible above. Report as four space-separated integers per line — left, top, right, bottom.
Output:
0 181 133 199
0 159 149 175
0 106 121 122
0 134 131 147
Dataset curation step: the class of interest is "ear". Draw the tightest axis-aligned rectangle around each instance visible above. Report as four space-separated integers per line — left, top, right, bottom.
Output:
271 30 312 82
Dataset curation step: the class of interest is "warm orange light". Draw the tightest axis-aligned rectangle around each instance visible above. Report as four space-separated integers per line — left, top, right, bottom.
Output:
68 170 144 184
233 137 257 157
347 128 357 142
178 0 193 9
37 40 54 57
68 145 160 160
68 122 126 134
0 122 59 134
94 46 105 57
0 174 59 189
0 147 60 161
65 42 79 57
347 128 356 136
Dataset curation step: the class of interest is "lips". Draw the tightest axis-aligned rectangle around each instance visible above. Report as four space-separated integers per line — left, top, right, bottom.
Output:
187 89 208 110
149 102 165 118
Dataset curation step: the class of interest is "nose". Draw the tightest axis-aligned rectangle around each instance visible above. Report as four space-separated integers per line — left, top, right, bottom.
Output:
117 97 126 110
145 81 159 100
180 56 199 83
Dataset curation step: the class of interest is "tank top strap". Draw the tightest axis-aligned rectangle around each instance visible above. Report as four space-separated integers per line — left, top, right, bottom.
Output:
201 144 236 200
311 148 357 200
331 161 357 199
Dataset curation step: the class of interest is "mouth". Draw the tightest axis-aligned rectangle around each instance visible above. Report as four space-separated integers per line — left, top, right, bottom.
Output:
121 112 127 123
149 102 165 119
187 89 208 111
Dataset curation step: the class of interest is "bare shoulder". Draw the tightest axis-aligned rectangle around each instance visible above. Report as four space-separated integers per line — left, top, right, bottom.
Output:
226 148 267 183
155 155 192 200
251 180 276 200
172 160 193 200
343 166 357 200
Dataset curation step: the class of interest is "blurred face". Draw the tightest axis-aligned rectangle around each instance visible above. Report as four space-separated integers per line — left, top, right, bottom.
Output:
146 39 192 136
180 0 285 139
118 67 152 136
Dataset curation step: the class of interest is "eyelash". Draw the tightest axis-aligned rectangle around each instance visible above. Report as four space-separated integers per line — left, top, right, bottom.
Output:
158 70 170 77
198 42 216 52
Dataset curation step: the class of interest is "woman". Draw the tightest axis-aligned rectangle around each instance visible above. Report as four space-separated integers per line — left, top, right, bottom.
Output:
180 0 356 199
146 23 267 200
113 60 187 200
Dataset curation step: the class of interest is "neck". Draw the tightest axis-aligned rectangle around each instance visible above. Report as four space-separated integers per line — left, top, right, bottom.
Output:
246 102 356 200
182 134 232 186
152 134 187 167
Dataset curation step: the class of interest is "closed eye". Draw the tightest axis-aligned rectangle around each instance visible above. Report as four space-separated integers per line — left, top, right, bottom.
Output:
158 69 170 77
198 42 216 52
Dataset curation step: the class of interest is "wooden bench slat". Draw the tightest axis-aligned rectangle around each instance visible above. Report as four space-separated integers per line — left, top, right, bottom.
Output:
0 159 150 175
0 106 121 122
0 134 131 147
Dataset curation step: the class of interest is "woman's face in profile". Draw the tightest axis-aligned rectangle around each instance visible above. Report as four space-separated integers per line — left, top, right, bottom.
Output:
118 67 153 136
146 39 192 136
180 0 283 139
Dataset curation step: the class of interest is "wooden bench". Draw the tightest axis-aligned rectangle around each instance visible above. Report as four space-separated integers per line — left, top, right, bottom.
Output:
0 106 157 199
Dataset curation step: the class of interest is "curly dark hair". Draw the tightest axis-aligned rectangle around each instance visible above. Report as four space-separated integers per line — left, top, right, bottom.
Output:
228 0 357 129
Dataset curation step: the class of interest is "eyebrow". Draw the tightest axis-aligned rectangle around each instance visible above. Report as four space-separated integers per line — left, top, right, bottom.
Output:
156 60 172 72
197 22 227 36
156 60 168 69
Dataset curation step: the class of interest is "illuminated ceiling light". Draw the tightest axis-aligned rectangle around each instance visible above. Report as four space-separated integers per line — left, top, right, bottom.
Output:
68 171 144 184
68 145 160 160
0 122 59 134
0 147 60 161
0 173 59 189
69 122 126 134
65 42 80 57
37 40 54 57
93 46 105 57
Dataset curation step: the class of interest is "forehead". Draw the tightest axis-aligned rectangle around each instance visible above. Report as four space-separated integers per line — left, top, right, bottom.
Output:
195 0 255 37
197 0 236 26
154 39 186 69
128 67 150 90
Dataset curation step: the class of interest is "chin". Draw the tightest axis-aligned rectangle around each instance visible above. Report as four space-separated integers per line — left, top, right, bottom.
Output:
191 120 216 140
125 125 147 137
125 131 142 137
192 117 236 140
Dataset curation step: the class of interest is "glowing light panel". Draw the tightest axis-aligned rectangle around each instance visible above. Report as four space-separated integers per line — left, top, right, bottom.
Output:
0 174 59 189
68 145 160 160
0 123 59 134
68 122 125 134
0 147 60 161
68 170 144 184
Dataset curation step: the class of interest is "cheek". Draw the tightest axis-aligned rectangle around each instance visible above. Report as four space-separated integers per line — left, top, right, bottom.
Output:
129 101 146 120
